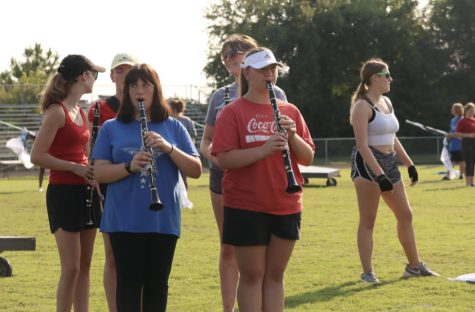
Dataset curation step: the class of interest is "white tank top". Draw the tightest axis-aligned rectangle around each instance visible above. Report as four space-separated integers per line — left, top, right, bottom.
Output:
364 96 399 146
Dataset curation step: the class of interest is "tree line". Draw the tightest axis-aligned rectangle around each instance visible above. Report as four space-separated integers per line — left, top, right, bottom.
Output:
1 0 473 138
203 0 475 137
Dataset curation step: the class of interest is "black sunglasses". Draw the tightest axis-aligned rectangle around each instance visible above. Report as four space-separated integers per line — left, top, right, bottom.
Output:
90 70 98 81
221 48 243 61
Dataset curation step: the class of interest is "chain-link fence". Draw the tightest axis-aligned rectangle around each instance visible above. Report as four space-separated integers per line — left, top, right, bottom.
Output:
314 136 445 166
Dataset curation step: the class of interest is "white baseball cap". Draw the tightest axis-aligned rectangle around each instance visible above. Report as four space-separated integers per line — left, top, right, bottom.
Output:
111 53 138 70
240 49 283 69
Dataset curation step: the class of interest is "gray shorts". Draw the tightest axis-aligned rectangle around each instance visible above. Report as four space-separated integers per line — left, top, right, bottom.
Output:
350 146 401 184
209 165 224 194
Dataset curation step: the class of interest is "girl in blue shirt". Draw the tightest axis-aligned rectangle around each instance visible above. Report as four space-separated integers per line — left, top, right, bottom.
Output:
93 64 201 311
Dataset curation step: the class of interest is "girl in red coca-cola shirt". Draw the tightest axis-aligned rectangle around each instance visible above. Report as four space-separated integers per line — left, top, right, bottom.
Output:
212 47 314 312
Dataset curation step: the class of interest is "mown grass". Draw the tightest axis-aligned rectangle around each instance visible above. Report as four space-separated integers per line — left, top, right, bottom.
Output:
0 165 474 311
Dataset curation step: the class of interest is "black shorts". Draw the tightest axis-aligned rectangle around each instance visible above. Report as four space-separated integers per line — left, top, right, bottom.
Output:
209 166 224 194
351 146 401 184
46 184 102 233
450 150 463 162
222 207 301 246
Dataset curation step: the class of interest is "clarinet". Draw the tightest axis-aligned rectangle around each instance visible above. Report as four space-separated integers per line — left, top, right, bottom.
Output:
85 102 100 225
266 81 302 193
224 86 231 105
137 99 164 211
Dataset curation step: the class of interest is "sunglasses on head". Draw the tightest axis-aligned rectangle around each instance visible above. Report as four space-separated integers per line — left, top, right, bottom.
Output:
221 48 243 61
376 70 391 79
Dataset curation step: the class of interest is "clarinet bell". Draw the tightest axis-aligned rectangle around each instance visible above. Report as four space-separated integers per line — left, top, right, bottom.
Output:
149 190 164 211
286 170 302 193
149 202 164 211
286 184 302 193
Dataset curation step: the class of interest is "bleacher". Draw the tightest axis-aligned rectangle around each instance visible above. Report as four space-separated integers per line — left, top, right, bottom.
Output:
0 102 209 174
183 102 207 149
0 104 41 161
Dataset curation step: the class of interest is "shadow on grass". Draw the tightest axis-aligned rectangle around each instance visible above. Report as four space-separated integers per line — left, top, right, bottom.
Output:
0 190 39 195
302 184 330 189
285 277 403 309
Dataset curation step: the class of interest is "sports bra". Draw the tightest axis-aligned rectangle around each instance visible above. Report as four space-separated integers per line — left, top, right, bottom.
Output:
363 95 399 146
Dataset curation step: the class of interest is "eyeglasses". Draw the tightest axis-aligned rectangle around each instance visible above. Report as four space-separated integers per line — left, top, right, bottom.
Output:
376 70 391 79
90 70 98 81
221 48 243 61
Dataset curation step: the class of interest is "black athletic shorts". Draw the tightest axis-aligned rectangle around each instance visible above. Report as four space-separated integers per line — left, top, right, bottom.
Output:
46 184 102 233
351 146 401 184
222 207 301 246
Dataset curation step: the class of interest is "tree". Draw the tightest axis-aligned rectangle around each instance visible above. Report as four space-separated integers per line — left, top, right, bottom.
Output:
427 0 475 103
204 0 444 137
0 43 59 104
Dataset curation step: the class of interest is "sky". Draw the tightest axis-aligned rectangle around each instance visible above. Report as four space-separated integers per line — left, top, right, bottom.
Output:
1 0 218 102
1 0 429 103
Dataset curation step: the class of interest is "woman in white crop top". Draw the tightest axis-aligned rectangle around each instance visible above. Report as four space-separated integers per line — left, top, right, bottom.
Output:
349 58 438 284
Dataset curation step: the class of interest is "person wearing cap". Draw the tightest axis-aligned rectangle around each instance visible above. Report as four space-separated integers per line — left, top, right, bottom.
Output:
30 54 105 311
211 47 315 312
87 52 138 312
201 34 287 312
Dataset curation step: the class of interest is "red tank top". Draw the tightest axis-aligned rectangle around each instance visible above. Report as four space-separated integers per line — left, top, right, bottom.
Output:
48 103 90 184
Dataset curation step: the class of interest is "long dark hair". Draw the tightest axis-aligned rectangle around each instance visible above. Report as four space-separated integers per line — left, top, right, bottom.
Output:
39 73 76 112
117 64 170 123
349 58 387 123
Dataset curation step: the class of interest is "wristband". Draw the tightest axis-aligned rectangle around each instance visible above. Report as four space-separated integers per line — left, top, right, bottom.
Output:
408 165 418 183
124 161 134 174
168 144 174 154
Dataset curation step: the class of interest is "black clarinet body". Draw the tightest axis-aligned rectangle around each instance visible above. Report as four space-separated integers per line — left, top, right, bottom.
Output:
266 81 302 193
137 99 164 211
85 102 100 225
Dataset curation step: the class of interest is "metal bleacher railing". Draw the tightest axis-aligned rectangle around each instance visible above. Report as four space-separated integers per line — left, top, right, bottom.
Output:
0 101 209 162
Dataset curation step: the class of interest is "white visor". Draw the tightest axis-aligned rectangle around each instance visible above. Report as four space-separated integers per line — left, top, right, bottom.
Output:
240 49 283 69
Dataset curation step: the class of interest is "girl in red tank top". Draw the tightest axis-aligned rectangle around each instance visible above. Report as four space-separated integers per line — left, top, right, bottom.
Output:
30 54 105 311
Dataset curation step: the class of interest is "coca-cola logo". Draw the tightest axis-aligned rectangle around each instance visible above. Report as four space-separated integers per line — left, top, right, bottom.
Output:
247 117 275 134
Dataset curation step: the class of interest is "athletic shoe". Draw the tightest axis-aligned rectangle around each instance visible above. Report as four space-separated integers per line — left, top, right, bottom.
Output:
403 262 440 277
360 272 381 284
442 176 450 180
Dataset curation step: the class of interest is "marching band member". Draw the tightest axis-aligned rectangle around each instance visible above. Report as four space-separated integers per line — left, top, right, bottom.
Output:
212 47 314 312
201 34 287 312
350 58 439 284
93 64 201 311
31 54 105 311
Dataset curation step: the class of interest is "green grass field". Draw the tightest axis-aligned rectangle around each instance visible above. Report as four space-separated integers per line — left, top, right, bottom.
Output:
0 166 474 311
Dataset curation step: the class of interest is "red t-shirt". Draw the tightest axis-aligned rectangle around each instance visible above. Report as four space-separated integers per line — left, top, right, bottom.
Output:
87 97 120 125
48 104 89 184
211 97 315 215
456 117 475 134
